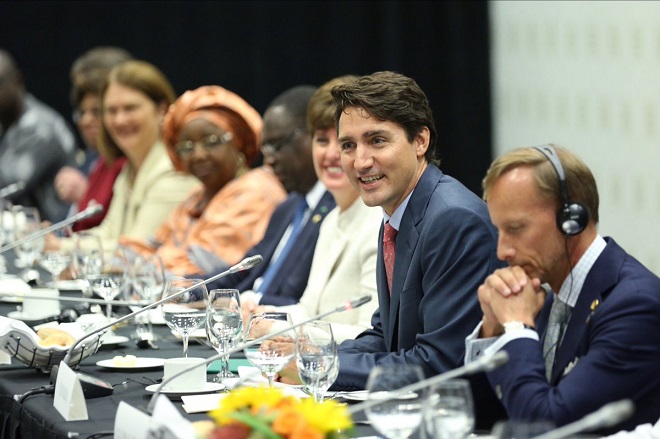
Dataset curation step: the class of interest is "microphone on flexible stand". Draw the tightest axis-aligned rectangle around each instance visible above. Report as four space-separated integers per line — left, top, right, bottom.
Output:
145 293 374 413
530 399 635 439
346 350 510 415
48 255 264 398
0 204 104 254
0 181 26 199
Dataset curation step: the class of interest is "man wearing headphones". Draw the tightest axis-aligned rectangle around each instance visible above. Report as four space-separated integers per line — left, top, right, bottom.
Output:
465 145 660 433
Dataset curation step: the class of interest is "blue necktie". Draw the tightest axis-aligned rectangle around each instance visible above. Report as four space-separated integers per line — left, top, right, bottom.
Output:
257 198 308 294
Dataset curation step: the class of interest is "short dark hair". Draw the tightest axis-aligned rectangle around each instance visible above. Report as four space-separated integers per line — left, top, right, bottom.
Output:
331 71 439 165
307 75 357 133
268 85 317 130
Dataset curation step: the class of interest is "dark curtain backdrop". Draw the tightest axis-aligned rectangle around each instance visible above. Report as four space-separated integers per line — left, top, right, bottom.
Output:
0 0 491 195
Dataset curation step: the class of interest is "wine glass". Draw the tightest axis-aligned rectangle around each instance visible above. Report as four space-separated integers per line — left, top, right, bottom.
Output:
160 278 208 357
296 320 337 402
206 289 243 382
366 364 426 439
37 250 72 285
423 379 475 439
12 206 44 280
86 249 129 320
72 232 104 298
243 312 295 387
129 254 165 342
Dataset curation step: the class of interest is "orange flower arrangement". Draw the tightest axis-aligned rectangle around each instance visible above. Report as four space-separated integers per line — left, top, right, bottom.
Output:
206 386 352 439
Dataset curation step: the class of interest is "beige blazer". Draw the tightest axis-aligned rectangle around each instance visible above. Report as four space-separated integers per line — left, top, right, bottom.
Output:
277 197 381 342
61 141 199 252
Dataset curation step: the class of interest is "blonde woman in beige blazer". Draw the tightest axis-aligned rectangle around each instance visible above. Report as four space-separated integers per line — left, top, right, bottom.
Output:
47 61 198 253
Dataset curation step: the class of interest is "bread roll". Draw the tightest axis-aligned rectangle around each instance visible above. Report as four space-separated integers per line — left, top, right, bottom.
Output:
37 327 76 347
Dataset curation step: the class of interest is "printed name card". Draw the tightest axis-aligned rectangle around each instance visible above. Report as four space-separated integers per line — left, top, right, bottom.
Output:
53 361 88 421
114 402 155 439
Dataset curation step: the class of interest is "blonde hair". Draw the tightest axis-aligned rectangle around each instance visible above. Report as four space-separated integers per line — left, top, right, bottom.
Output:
482 145 599 224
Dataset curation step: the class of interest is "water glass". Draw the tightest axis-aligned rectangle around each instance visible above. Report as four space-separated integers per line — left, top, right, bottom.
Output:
296 320 337 402
244 312 295 387
129 254 165 341
161 278 208 357
424 379 475 439
206 289 243 382
366 364 426 439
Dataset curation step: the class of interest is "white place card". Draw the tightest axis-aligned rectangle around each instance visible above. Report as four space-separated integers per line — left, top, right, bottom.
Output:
114 402 155 439
151 395 196 438
53 361 88 421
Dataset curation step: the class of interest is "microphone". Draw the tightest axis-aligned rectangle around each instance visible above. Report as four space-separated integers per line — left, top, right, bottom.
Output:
146 293 373 413
530 399 635 439
0 204 105 254
0 181 26 199
61 255 264 366
347 350 509 415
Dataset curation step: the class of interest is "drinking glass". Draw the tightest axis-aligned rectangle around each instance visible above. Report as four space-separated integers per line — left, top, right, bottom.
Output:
72 232 104 299
243 312 295 387
206 289 243 382
366 364 426 439
86 249 130 320
296 320 337 402
129 254 165 342
37 250 72 285
160 278 208 357
424 379 475 439
12 206 44 280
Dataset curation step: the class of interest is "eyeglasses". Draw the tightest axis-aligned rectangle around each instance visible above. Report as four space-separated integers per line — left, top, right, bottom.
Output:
260 128 303 157
72 107 102 124
174 133 233 157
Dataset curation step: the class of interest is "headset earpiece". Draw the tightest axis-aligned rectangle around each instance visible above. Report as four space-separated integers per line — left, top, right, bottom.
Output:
533 145 589 236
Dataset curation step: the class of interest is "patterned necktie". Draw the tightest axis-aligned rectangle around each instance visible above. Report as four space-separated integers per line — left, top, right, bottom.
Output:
383 222 397 295
257 198 308 294
543 297 572 381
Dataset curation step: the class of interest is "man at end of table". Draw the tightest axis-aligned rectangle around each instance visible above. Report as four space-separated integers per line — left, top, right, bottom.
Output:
466 145 660 434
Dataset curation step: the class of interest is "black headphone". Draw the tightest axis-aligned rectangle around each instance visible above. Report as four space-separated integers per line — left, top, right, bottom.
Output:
533 145 589 236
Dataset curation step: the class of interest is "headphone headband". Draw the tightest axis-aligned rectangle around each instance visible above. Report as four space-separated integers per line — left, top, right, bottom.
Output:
533 144 588 236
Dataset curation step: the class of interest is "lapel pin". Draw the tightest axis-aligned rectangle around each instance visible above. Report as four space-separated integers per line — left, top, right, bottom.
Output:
312 214 322 223
586 299 600 324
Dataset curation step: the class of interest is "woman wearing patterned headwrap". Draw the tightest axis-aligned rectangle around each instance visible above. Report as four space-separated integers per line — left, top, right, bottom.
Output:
121 86 286 276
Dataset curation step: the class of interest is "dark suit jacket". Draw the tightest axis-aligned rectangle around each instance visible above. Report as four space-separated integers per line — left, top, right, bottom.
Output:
334 164 503 390
487 238 660 434
207 191 336 306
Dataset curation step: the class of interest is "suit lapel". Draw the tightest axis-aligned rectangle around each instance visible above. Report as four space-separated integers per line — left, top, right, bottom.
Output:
266 191 335 292
385 166 441 350
551 240 621 383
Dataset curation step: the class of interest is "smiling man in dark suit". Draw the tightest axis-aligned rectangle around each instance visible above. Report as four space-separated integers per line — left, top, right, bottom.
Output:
205 85 335 307
328 71 503 390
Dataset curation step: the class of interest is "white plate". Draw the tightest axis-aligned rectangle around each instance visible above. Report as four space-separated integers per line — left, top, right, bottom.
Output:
96 357 165 370
101 335 129 346
145 382 225 399
7 310 58 321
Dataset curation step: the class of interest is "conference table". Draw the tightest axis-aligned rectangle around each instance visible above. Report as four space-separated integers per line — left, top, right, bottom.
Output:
0 287 378 439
